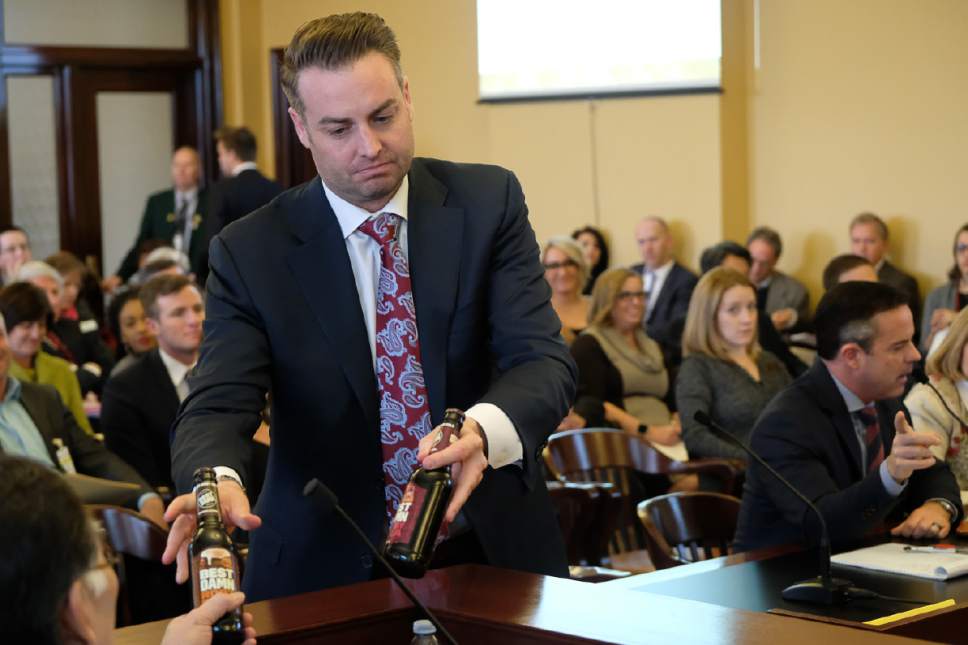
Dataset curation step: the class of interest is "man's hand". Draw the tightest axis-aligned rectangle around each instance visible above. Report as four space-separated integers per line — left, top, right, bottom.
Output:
140 495 168 530
162 480 262 584
557 409 586 431
101 274 123 293
890 501 951 540
417 418 488 523
161 592 257 645
770 308 796 331
886 410 940 484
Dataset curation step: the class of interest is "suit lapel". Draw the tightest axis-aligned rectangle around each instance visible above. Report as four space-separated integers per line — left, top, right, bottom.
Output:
146 350 181 412
811 362 863 477
648 263 677 323
285 179 379 429
407 161 463 422
17 384 60 467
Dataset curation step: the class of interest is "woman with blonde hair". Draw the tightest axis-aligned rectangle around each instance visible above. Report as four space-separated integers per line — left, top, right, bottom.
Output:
906 306 968 490
570 268 680 446
542 236 590 345
676 267 791 461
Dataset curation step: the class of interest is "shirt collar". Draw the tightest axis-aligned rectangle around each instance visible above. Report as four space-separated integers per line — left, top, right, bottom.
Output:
2 376 22 404
232 161 259 176
158 348 195 388
825 362 867 413
648 259 675 279
175 188 198 204
874 258 886 272
757 275 773 289
322 176 410 240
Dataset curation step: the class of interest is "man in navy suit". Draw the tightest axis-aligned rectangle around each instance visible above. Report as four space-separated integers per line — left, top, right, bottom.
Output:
735 282 960 551
209 127 282 235
163 12 576 601
629 215 698 370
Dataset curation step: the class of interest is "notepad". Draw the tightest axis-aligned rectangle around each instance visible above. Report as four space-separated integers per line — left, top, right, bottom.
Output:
831 542 968 581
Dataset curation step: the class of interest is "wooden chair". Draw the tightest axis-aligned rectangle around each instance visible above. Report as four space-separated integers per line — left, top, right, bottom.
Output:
88 504 190 626
546 428 740 555
637 492 742 569
547 480 623 566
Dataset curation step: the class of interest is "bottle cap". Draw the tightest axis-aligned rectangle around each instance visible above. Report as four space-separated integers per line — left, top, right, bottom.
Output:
413 619 436 635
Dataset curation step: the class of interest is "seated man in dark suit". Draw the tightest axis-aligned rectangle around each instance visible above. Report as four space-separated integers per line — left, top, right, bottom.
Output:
630 215 698 370
735 282 961 551
105 147 209 290
209 126 283 235
0 311 166 526
850 212 921 334
101 274 204 490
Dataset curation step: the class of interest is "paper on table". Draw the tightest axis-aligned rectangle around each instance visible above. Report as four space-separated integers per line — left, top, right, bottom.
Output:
650 440 688 462
831 542 968 581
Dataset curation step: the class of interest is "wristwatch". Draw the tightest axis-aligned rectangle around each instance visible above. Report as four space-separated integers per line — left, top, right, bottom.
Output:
929 497 958 522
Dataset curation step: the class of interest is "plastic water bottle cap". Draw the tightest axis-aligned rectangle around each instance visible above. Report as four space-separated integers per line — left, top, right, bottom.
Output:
413 619 436 635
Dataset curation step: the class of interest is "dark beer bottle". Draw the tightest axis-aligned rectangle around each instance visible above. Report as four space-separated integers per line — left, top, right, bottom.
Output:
384 408 463 578
190 467 244 643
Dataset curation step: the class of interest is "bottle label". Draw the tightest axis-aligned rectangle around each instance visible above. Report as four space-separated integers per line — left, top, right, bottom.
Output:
193 547 238 604
194 481 221 521
387 482 428 544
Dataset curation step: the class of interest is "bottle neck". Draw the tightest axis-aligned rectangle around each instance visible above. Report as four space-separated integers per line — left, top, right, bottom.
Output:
194 480 224 525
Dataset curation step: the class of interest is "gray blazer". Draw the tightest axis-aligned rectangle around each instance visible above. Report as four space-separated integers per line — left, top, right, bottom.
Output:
921 282 958 349
763 271 810 327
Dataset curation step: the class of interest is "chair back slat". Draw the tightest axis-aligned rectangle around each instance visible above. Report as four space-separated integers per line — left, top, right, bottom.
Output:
637 492 742 569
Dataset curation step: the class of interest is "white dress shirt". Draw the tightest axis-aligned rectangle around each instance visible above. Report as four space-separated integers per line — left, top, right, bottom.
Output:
158 347 195 403
232 161 258 176
321 178 522 469
643 259 675 314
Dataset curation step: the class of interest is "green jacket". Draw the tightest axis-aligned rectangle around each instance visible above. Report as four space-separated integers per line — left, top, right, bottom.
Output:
10 351 94 435
116 188 210 281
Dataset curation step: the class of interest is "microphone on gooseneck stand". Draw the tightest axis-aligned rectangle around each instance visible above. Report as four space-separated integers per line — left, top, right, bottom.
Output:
302 479 459 645
912 371 968 427
693 411 856 605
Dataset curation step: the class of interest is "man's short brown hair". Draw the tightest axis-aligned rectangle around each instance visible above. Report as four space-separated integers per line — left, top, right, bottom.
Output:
140 273 193 320
849 212 888 241
214 127 257 162
280 12 402 115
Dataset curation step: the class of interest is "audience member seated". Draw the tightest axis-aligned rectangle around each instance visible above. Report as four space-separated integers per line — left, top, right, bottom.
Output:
18 260 114 395
699 242 807 378
735 282 961 551
907 307 968 491
822 253 878 291
746 226 810 332
630 216 698 371
677 267 792 464
572 225 609 295
102 275 204 489
543 237 590 345
0 282 94 435
0 225 31 285
850 212 921 331
129 247 191 287
0 455 256 645
570 268 681 447
920 223 968 352
107 287 156 377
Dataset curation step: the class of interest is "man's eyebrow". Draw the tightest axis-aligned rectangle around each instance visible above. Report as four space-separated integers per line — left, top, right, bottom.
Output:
315 99 398 127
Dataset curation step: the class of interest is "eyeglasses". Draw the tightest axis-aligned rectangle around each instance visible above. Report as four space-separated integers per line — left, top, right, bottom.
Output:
956 244 968 254
616 291 647 302
543 260 578 271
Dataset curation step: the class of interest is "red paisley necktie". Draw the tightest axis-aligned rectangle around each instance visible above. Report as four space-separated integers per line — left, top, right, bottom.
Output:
358 213 434 522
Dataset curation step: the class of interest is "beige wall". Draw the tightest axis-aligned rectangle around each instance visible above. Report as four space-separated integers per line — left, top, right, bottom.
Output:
749 0 968 306
220 0 968 309
219 0 723 272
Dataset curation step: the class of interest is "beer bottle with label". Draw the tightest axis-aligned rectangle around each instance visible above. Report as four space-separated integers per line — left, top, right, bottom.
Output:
190 467 244 642
384 408 463 578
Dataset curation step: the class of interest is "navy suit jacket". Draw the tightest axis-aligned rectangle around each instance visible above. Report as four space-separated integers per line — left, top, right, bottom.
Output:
209 168 283 236
101 349 180 489
630 261 697 366
171 158 576 601
734 360 961 551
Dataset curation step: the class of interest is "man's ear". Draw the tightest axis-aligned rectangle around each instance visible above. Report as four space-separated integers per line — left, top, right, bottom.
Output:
288 107 311 149
61 579 96 645
839 342 864 368
145 317 160 338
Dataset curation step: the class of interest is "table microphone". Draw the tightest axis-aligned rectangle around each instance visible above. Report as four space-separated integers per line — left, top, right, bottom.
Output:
302 478 459 644
693 411 854 605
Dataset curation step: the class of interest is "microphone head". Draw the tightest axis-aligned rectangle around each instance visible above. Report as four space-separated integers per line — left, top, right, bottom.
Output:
303 478 338 516
693 410 711 426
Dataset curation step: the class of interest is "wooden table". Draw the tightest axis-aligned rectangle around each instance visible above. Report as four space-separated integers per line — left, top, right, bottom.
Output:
604 541 968 642
116 564 928 644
